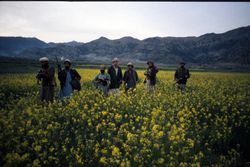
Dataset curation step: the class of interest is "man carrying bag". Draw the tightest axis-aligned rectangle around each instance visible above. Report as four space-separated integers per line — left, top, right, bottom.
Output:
58 59 81 100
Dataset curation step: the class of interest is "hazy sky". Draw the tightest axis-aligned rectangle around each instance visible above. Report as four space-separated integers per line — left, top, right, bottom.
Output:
0 2 250 43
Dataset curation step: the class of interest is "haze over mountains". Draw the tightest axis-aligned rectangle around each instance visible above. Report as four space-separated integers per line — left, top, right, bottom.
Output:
0 25 250 65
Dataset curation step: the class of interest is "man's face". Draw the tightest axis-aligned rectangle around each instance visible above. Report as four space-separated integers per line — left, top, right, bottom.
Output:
64 62 71 69
112 60 118 67
41 61 49 68
148 62 153 67
41 61 48 65
128 65 132 70
180 64 185 68
100 69 105 73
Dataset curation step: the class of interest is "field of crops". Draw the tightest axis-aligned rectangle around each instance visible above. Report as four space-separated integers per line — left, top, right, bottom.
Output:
0 69 250 166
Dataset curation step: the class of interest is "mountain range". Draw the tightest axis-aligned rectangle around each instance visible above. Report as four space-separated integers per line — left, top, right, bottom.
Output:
0 25 250 65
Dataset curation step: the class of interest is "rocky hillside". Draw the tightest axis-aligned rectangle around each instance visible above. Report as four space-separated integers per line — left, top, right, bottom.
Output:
1 25 250 65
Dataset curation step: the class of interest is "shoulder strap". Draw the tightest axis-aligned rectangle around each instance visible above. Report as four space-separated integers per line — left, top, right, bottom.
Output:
105 73 110 78
70 69 76 78
108 66 113 72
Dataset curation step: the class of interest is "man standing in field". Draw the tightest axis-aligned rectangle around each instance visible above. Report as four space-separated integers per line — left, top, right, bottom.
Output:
93 65 111 97
144 60 159 94
123 62 139 94
58 59 81 100
36 57 56 103
174 62 190 92
108 57 123 96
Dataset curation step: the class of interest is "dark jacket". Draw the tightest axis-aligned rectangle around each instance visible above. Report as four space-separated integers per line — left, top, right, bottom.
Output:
174 67 190 84
123 69 138 89
36 66 56 102
145 66 159 85
108 65 123 89
58 69 81 87
36 66 56 87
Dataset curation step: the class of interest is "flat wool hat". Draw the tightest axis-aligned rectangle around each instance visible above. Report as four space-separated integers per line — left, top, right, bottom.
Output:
112 57 119 62
147 60 154 65
64 59 71 64
127 62 133 66
39 57 49 62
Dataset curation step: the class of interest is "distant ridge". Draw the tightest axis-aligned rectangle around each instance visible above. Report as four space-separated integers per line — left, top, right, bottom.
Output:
0 25 250 65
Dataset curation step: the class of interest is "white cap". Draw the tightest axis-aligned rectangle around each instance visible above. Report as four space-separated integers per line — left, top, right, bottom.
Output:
64 59 71 63
39 57 49 62
112 57 119 62
127 62 133 66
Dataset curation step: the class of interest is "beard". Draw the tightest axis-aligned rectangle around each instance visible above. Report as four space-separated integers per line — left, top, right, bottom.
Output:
42 64 49 69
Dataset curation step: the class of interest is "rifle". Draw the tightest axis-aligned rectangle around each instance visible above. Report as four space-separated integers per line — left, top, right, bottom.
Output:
36 73 41 85
97 78 109 86
143 70 150 84
36 69 45 85
54 55 62 73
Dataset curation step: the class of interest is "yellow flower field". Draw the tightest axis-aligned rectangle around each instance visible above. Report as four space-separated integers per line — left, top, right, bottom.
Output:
0 69 250 166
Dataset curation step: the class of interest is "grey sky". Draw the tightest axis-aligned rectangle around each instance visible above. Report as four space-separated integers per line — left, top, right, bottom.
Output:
0 2 250 43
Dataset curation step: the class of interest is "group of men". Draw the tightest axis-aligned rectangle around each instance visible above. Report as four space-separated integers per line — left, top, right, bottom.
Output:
36 57 81 103
93 58 139 97
36 57 190 103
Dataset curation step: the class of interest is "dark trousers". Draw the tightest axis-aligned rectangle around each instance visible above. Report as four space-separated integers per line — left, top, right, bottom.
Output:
40 86 54 103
